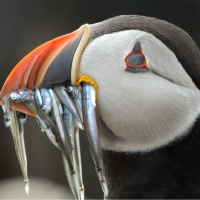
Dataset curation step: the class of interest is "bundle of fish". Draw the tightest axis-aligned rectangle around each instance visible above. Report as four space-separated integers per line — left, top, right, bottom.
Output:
2 84 107 200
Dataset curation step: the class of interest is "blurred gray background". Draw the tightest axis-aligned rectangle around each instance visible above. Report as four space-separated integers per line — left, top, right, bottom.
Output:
0 0 200 199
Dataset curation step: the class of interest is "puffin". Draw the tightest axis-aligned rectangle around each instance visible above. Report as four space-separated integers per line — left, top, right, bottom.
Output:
1 15 200 199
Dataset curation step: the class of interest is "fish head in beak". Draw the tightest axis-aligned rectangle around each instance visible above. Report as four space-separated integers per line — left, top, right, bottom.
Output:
0 24 91 116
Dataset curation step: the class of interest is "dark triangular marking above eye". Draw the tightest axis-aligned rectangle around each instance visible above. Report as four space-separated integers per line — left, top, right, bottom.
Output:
125 40 148 73
133 41 141 53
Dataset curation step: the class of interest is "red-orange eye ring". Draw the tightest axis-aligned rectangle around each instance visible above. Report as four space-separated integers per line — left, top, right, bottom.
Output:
125 41 148 73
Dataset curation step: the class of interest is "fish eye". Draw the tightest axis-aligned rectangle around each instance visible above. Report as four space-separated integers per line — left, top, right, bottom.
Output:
10 93 17 100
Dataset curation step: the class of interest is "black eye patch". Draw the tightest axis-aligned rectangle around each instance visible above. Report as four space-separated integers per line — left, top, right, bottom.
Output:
125 41 148 73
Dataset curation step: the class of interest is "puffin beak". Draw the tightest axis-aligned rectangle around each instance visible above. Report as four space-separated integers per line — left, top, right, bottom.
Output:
0 25 86 116
0 23 107 199
0 24 88 196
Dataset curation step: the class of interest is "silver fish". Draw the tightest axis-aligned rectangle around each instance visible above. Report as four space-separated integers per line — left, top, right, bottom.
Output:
82 83 108 196
34 88 42 106
53 86 83 130
36 116 59 149
63 105 84 200
18 89 34 101
34 88 73 171
69 86 83 124
10 92 23 102
24 95 37 114
63 106 75 148
49 89 84 199
3 112 11 127
74 126 84 200
62 154 78 199
10 110 29 194
2 96 12 127
40 88 52 114
48 89 73 156
10 90 34 102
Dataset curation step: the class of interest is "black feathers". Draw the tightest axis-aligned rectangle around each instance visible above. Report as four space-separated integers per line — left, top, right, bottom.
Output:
103 116 200 199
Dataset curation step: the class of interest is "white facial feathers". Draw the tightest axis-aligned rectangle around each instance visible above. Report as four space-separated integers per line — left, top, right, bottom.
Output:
80 30 200 152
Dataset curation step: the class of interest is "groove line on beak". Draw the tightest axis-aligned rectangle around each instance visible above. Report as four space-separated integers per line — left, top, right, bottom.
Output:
27 45 51 89
35 38 73 88
19 55 38 89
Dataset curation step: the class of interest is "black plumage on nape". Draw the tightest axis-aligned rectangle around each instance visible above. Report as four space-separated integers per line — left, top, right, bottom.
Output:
103 115 200 199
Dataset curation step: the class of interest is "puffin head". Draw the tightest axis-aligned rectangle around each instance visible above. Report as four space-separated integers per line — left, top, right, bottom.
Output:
80 16 200 152
1 15 200 198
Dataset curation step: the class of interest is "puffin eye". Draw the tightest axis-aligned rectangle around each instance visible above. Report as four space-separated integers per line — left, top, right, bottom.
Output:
125 41 149 73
